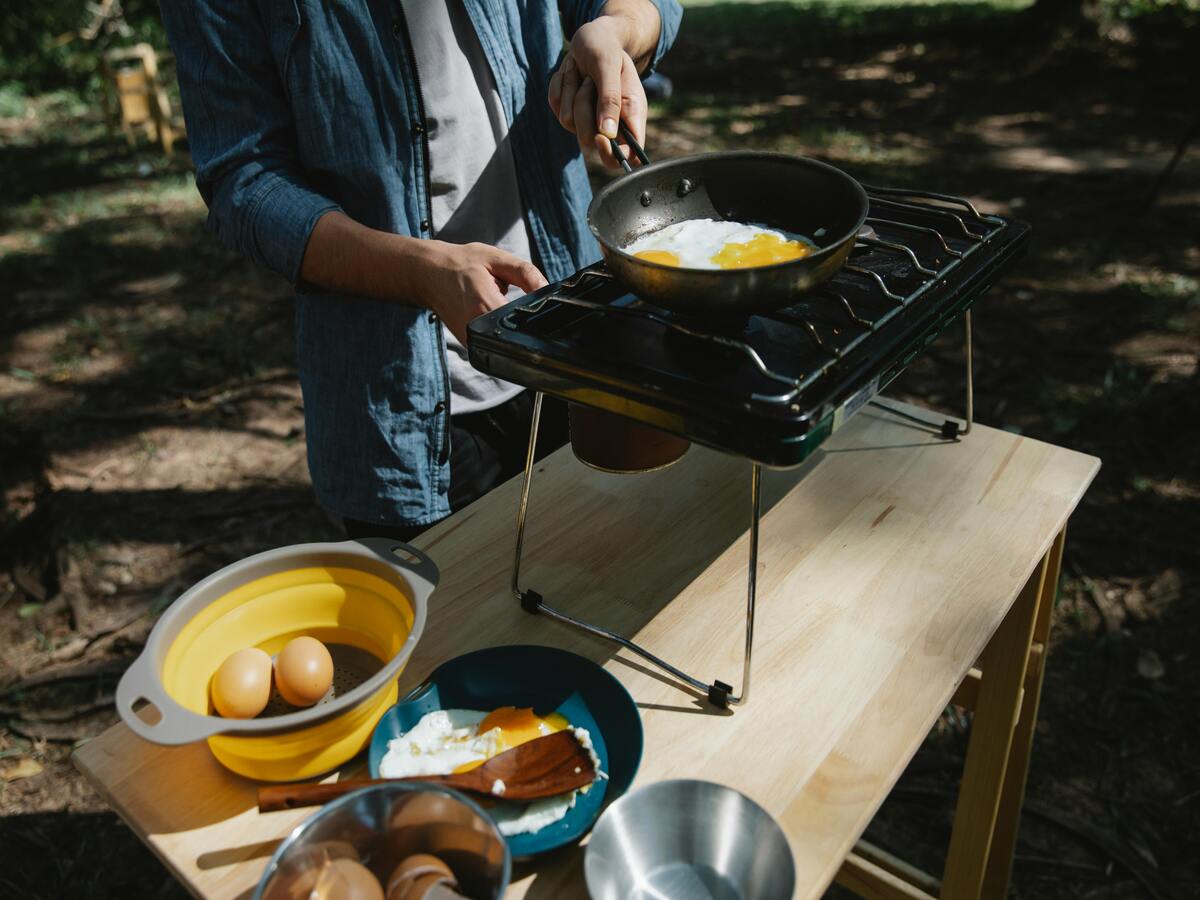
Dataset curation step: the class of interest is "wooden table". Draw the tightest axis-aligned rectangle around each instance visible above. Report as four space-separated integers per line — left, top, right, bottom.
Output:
74 401 1098 900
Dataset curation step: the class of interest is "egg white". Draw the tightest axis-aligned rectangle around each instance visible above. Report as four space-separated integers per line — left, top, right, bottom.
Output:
379 708 600 837
378 709 496 777
623 218 814 269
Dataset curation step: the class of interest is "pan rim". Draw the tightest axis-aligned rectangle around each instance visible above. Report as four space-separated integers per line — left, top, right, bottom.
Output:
586 150 869 276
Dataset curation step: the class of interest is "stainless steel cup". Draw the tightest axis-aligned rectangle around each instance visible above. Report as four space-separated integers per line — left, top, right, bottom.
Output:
585 779 795 900
255 783 510 900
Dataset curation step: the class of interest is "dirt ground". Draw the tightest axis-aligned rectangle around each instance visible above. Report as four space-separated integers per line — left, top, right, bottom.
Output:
1 3 1197 898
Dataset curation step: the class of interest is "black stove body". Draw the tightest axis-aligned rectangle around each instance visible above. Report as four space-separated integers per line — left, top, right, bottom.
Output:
466 186 1030 708
469 188 1029 465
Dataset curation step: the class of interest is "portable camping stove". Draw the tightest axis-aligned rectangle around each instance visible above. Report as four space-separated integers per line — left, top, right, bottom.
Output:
467 187 1030 708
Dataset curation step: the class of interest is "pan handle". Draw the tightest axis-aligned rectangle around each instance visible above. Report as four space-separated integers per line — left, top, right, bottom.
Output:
608 120 652 174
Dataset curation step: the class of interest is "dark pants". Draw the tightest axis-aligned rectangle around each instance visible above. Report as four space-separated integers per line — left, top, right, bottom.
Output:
342 392 568 543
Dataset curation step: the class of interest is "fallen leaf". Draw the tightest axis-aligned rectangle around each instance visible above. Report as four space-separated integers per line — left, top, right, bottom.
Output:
118 272 185 296
1137 648 1165 681
1127 831 1159 870
1085 579 1125 634
2 757 43 782
1124 588 1151 623
1147 569 1182 605
51 636 89 661
12 563 48 603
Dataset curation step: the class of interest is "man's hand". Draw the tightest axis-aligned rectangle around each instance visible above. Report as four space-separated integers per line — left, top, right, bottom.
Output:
550 21 645 168
299 212 546 344
548 3 662 169
417 241 547 344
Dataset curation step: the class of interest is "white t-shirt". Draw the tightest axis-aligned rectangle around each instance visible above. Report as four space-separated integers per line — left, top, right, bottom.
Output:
401 0 528 415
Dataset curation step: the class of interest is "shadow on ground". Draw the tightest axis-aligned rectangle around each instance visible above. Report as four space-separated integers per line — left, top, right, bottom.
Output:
0 811 190 899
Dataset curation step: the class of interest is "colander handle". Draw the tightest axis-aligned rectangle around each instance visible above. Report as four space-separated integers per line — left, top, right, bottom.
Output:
355 537 440 595
115 649 222 745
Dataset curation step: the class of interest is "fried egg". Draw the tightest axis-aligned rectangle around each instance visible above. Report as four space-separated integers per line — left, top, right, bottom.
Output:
624 218 816 269
378 707 602 837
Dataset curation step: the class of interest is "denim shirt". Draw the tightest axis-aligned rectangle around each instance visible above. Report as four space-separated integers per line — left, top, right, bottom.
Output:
160 0 682 527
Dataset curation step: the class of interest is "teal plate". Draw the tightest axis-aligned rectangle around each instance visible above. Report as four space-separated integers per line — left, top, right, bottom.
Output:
368 644 643 857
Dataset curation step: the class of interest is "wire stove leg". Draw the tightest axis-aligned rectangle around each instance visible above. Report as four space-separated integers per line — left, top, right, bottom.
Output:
511 392 760 708
962 309 974 436
867 308 975 439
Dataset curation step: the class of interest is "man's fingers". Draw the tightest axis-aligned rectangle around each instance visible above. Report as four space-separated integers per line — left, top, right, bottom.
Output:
548 69 563 117
582 53 647 168
599 141 641 173
593 133 626 169
619 54 647 151
591 51 624 140
487 253 548 295
573 77 597 156
557 58 579 130
470 271 508 307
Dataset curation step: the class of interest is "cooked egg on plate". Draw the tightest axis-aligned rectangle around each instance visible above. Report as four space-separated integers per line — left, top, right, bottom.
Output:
378 706 604 837
623 217 816 269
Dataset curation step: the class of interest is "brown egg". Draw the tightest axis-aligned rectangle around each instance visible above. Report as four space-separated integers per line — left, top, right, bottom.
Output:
385 854 458 900
387 872 462 900
274 636 334 707
266 844 361 900
309 858 384 900
211 647 272 719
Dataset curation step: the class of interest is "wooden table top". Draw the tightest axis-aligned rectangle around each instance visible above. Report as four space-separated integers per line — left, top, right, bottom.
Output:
74 401 1098 900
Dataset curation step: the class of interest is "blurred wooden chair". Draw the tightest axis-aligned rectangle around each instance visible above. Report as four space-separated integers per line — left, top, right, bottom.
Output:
101 43 183 156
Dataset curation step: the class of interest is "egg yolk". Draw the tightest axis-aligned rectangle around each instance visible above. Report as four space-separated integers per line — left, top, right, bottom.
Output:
710 232 812 269
452 706 570 772
633 234 812 269
632 249 681 266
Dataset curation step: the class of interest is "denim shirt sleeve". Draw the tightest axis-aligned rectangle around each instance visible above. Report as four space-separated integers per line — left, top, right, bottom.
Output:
159 0 340 284
561 0 684 74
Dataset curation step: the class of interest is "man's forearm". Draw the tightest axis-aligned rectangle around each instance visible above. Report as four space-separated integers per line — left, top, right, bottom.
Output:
599 0 662 71
300 210 436 305
298 211 548 344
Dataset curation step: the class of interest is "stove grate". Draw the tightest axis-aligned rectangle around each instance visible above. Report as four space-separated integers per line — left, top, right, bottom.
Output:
498 187 1006 412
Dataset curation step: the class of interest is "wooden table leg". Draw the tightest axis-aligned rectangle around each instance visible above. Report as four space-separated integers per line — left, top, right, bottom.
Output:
940 527 1065 899
835 528 1067 900
979 528 1064 898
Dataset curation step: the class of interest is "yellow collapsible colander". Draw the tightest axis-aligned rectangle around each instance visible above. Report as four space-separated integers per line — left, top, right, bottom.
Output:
116 538 434 782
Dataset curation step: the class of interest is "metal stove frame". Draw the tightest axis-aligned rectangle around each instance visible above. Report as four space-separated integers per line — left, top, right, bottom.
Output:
507 188 1005 708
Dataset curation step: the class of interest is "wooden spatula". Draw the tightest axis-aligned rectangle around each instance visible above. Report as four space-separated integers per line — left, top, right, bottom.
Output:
258 730 597 812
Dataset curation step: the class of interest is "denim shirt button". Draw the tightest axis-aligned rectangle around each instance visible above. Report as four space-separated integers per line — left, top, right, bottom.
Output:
428 312 437 324
413 122 425 135
392 21 402 37
434 401 446 414
420 218 431 231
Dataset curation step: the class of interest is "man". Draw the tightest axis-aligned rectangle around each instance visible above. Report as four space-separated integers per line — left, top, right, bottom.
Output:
160 0 682 539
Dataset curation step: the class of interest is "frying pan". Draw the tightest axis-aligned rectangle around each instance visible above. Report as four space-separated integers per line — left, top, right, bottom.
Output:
587 125 869 316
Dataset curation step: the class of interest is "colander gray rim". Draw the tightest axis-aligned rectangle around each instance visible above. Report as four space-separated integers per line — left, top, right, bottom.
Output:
115 537 435 745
